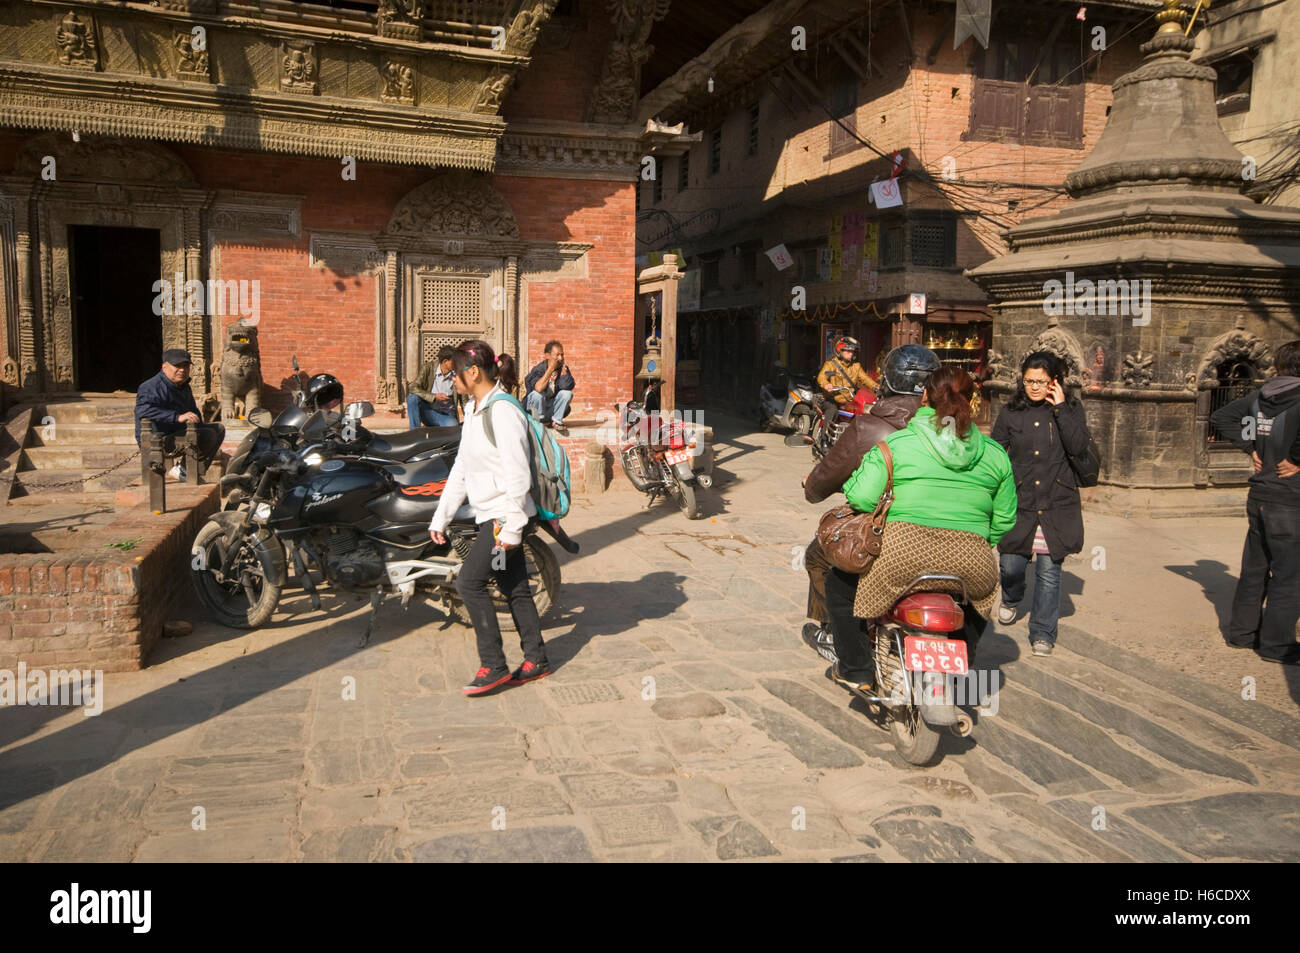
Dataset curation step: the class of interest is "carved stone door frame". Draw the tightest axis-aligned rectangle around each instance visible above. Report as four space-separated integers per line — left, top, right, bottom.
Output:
0 134 211 394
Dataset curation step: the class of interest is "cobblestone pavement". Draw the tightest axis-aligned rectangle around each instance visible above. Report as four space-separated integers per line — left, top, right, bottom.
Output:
1 415 1297 862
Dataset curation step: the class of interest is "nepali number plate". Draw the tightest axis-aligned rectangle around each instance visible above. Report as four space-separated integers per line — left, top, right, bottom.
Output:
903 636 969 674
663 447 693 466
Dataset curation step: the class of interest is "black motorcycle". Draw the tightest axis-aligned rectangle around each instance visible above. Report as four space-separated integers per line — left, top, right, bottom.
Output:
191 407 564 634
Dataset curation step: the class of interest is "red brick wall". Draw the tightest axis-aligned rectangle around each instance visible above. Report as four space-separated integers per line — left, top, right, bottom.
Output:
0 485 218 672
497 175 636 419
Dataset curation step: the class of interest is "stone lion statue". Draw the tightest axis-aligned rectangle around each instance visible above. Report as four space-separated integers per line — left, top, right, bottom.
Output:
218 320 261 420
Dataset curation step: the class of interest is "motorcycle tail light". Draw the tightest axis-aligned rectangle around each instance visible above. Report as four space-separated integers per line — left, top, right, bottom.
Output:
890 593 964 632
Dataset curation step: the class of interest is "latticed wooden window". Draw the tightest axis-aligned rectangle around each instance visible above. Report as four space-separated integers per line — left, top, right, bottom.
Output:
420 333 464 366
417 275 481 371
421 276 480 328
747 102 759 156
880 223 906 269
910 217 956 268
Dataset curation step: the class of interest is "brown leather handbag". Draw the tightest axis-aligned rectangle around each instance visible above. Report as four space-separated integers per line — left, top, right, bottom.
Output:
816 442 894 574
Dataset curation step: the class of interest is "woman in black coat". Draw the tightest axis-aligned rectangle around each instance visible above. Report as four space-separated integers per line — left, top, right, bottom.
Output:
991 351 1094 657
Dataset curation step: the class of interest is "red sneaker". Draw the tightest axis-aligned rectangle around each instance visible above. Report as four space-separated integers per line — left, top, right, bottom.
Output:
509 660 552 684
462 666 512 696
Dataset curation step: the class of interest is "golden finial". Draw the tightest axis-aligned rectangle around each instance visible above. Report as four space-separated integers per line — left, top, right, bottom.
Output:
1156 0 1188 34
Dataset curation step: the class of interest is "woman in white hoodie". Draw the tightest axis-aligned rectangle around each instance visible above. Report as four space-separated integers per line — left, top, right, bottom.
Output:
429 340 550 695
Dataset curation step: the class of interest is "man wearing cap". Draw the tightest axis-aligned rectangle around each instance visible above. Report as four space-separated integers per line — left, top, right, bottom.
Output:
134 349 226 480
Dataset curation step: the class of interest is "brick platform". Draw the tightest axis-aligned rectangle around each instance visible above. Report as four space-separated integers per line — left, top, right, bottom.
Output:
0 485 218 672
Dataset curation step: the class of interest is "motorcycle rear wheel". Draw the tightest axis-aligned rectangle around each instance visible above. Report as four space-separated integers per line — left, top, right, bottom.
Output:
673 479 700 520
889 704 942 766
448 534 560 631
190 521 282 629
792 410 813 437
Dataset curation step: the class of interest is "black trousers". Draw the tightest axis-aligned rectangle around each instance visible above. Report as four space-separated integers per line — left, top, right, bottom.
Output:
805 535 872 681
161 423 225 468
456 521 547 673
1228 497 1300 662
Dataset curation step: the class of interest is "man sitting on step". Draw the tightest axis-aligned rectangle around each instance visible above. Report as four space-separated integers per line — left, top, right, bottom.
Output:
134 349 226 481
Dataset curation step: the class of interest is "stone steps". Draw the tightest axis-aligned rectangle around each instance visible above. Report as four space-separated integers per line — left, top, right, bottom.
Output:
29 421 137 446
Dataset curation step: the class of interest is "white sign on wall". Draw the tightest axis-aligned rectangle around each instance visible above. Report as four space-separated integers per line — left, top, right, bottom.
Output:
909 293 927 315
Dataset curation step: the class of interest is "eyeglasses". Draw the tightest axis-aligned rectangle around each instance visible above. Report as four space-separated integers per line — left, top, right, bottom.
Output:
1022 378 1051 388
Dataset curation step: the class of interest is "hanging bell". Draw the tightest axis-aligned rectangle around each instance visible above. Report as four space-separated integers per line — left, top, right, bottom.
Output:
636 333 663 381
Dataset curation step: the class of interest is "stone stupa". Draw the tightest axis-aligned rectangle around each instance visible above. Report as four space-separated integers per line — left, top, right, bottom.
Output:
968 0 1300 517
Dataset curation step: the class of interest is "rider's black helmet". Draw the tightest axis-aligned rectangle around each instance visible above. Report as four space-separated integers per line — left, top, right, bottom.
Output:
305 373 344 412
880 345 941 396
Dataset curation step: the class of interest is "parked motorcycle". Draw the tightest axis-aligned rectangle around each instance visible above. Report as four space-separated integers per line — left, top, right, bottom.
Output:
192 405 563 635
616 381 710 519
758 368 818 436
221 369 459 510
835 573 982 765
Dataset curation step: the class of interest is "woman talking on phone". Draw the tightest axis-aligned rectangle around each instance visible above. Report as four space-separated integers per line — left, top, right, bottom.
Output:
429 340 550 695
991 351 1095 657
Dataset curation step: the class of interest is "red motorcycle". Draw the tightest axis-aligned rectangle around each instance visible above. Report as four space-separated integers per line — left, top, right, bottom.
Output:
808 386 875 461
616 380 710 519
844 574 982 765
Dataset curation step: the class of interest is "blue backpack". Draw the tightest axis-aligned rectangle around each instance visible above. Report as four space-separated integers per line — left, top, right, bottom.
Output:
480 393 572 521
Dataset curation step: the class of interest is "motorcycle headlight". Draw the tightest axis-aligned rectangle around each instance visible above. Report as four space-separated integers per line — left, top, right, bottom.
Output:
253 502 272 522
302 452 324 467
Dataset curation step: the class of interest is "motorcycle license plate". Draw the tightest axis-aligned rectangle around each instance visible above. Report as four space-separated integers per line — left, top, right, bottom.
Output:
903 636 968 674
663 447 693 466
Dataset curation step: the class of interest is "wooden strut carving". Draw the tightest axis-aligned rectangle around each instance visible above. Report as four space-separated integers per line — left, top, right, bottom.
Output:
588 0 672 124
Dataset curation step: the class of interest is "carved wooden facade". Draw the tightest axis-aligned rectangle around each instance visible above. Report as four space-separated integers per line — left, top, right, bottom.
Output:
0 0 657 407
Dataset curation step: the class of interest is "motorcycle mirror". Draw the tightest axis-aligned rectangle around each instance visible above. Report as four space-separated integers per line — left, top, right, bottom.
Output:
247 407 274 429
784 433 809 448
292 355 299 372
345 401 375 420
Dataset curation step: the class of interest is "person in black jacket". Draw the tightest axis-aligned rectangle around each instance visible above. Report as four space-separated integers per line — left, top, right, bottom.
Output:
1209 339 1300 665
134 349 225 479
799 345 939 688
991 351 1094 657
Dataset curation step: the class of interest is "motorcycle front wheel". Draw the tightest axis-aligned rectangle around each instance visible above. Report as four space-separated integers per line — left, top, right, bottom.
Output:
190 521 283 629
448 534 561 631
889 704 942 766
810 418 826 462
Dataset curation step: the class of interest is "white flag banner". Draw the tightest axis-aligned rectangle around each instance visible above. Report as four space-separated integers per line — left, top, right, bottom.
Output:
765 243 794 271
871 178 903 209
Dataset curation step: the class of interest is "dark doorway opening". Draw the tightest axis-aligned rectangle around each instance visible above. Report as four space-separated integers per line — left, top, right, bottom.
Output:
69 225 162 393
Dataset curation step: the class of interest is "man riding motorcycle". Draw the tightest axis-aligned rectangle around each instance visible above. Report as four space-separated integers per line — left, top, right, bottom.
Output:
801 345 941 678
817 336 878 408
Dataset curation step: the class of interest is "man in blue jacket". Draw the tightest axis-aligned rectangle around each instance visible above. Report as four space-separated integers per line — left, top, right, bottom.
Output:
134 349 226 480
523 340 575 435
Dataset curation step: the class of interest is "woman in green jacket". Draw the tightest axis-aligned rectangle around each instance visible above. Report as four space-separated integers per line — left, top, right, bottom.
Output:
838 366 1016 686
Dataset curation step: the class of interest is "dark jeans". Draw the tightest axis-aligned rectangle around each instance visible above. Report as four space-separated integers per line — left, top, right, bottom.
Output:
159 423 225 468
456 521 547 673
1000 552 1063 645
1228 497 1300 662
407 394 458 429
